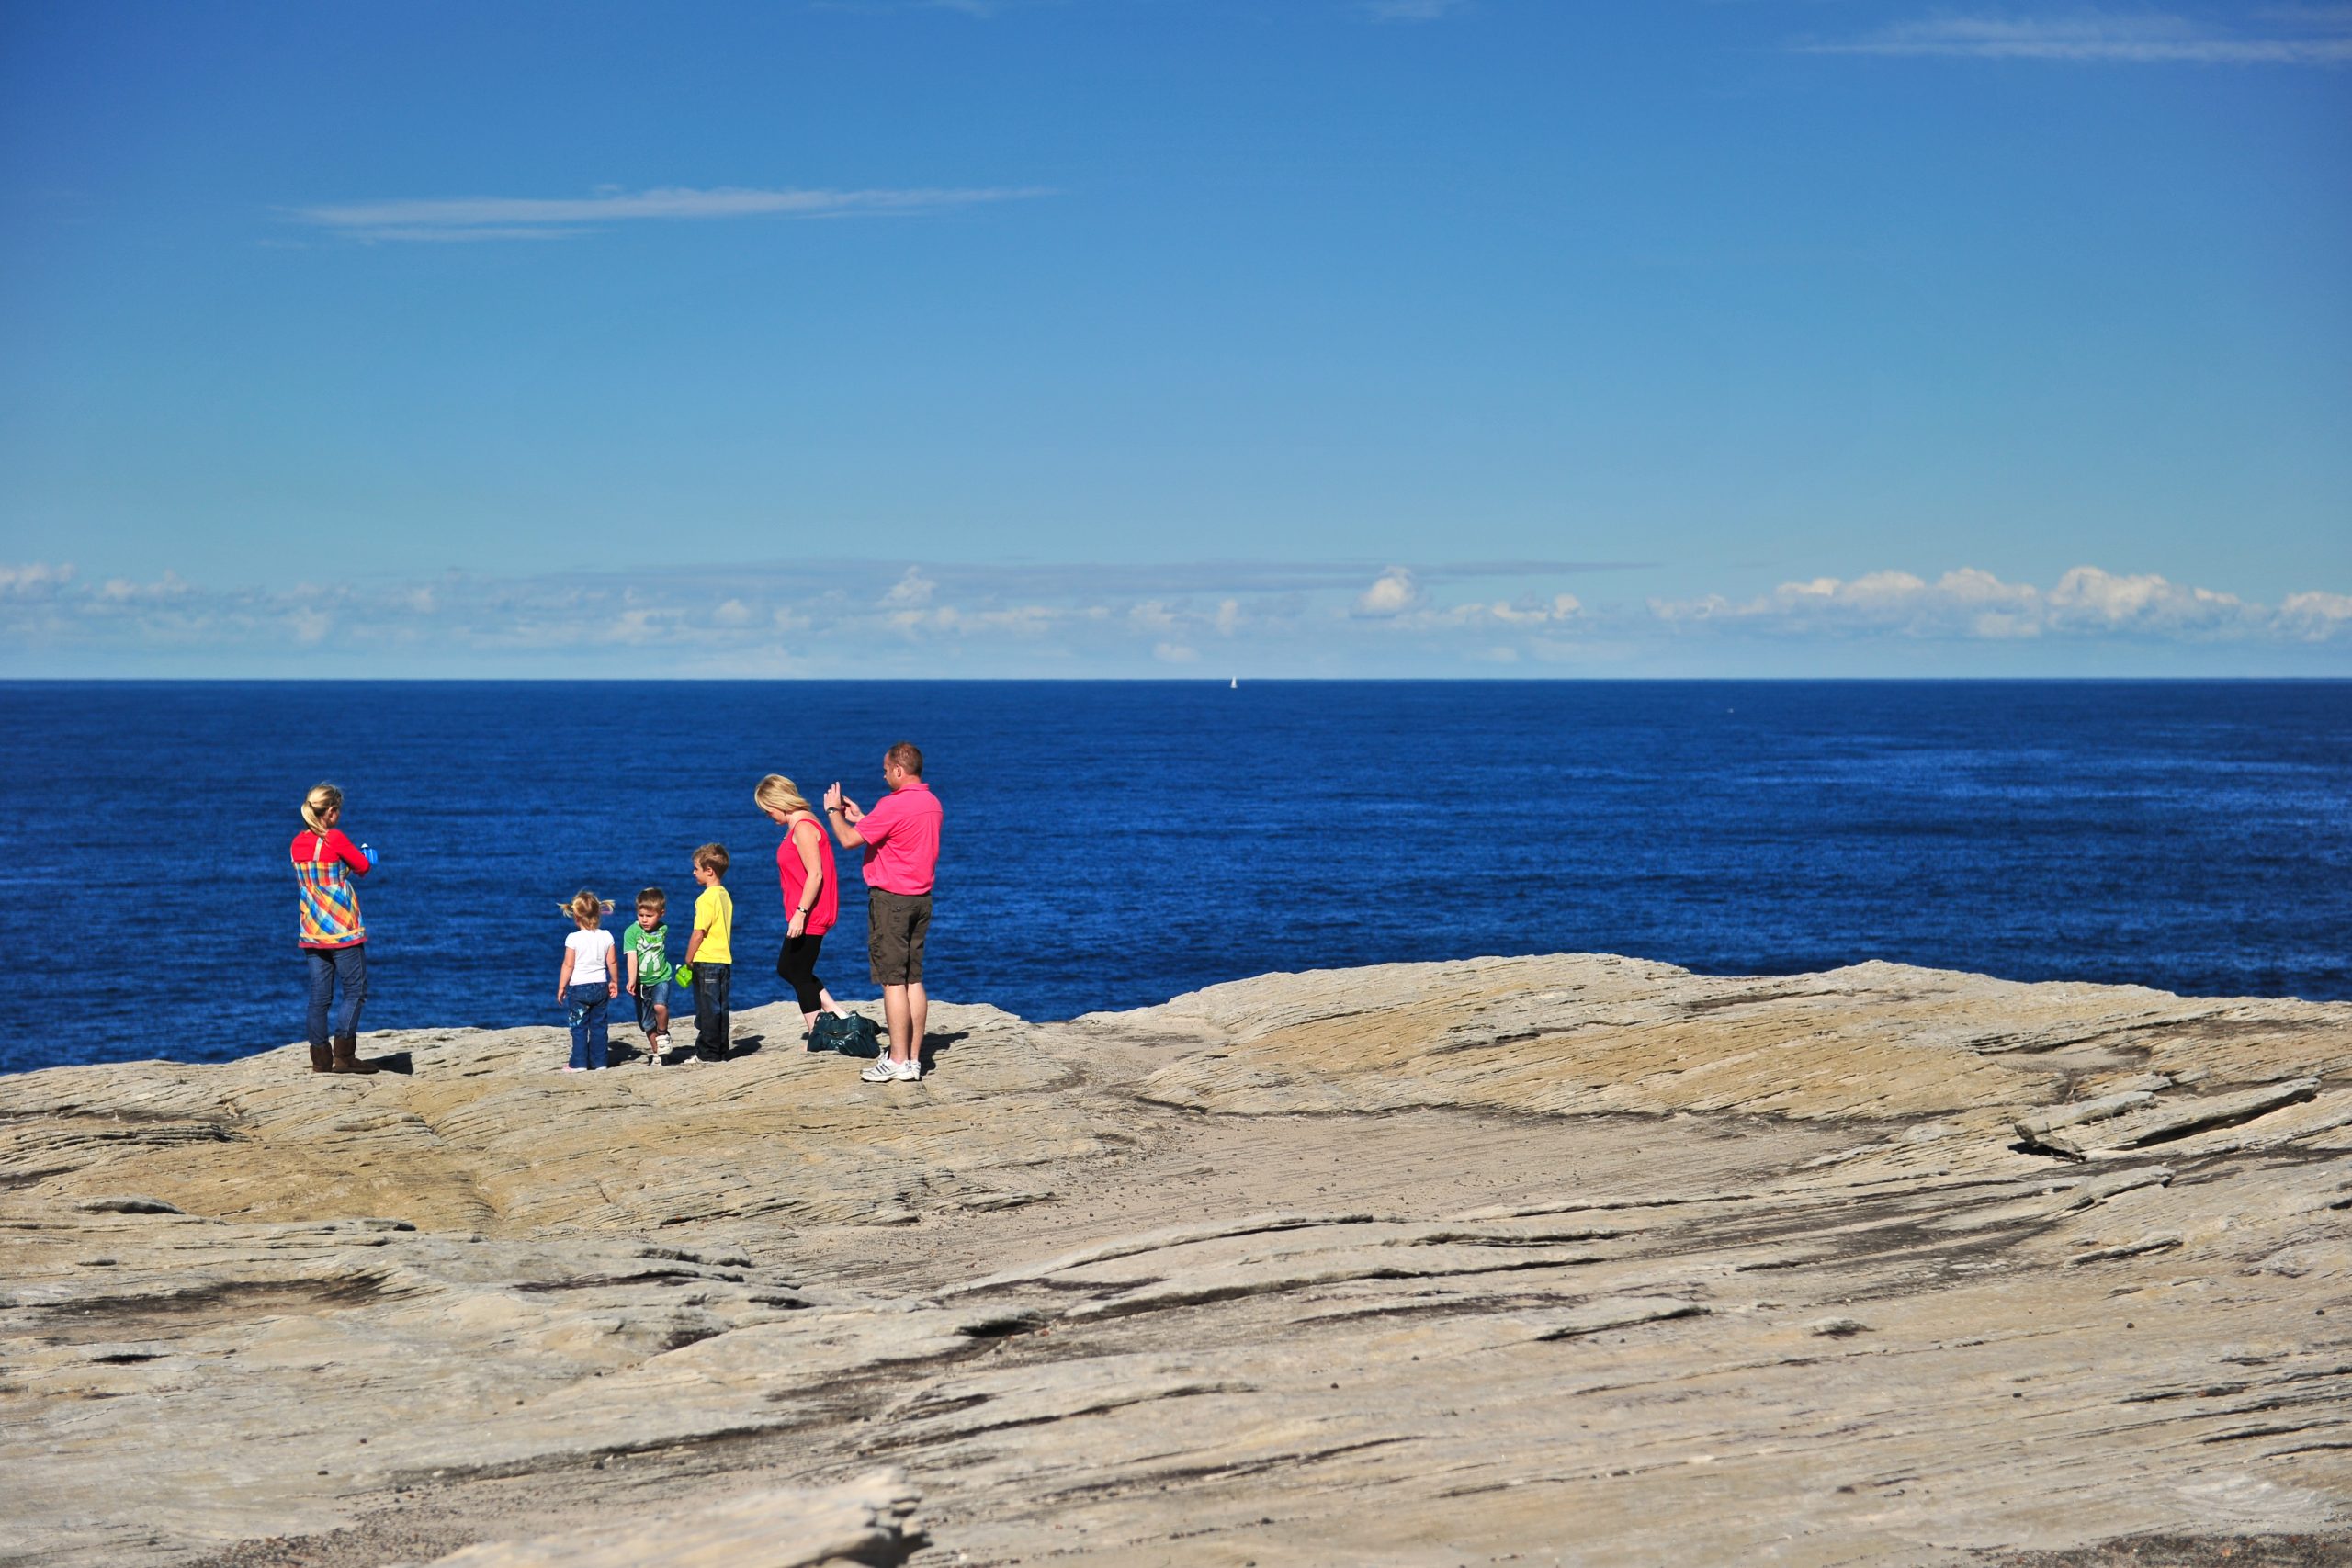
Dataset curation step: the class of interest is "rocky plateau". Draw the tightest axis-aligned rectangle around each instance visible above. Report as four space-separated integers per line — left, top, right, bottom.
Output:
3 953 2349 1566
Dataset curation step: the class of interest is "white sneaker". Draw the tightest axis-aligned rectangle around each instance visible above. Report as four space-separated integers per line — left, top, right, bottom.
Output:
892 1056 922 1082
859 1058 896 1083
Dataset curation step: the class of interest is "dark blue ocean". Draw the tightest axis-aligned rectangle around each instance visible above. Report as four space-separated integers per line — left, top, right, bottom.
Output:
1 680 2346 1076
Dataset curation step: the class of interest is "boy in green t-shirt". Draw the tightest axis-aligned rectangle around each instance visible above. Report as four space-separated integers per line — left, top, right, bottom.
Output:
684 844 735 1063
621 886 674 1065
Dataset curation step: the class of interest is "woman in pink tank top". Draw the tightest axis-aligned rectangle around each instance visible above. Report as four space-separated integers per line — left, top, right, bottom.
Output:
756 774 848 1034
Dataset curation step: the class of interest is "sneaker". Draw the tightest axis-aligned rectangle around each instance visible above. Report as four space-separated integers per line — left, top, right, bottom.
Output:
891 1056 922 1083
859 1058 897 1083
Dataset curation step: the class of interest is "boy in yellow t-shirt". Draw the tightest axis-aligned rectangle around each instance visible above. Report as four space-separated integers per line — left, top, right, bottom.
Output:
684 843 735 1062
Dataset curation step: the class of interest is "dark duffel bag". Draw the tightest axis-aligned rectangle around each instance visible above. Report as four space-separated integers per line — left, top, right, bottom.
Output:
808 1011 885 1058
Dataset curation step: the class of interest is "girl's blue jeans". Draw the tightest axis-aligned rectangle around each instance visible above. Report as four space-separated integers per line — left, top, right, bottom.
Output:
305 944 367 1049
565 983 611 1069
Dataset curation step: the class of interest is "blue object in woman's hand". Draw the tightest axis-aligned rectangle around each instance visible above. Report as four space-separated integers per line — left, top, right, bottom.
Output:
360 842 380 865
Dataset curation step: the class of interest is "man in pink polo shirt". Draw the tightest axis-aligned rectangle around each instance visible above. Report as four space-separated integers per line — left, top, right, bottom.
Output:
823 741 943 1083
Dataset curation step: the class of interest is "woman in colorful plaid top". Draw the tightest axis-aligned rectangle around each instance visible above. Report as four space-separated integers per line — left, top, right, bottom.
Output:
292 782 379 1075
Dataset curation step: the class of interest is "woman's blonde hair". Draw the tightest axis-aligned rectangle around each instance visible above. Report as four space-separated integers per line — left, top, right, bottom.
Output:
301 782 344 839
562 890 616 928
754 773 811 817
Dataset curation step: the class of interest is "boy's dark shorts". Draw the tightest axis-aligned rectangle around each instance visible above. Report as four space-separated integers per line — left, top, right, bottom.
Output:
867 889 932 985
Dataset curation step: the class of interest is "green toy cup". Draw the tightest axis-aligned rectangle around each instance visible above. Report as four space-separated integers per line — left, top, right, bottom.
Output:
673 965 693 987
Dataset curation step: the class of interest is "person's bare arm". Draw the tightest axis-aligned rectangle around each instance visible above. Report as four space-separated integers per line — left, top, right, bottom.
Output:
558 947 574 1003
625 946 639 996
684 922 705 965
821 784 868 849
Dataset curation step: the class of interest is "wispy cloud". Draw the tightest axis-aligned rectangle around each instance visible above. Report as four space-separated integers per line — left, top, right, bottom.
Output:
285 184 1054 243
0 562 74 596
1646 565 2342 641
882 566 937 607
7 558 2346 676
809 0 1042 15
0 558 1635 674
1359 0 1475 21
1797 10 2352 64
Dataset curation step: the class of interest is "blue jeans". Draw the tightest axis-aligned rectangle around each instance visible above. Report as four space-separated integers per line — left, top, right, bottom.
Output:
693 963 731 1056
305 944 368 1049
566 983 611 1069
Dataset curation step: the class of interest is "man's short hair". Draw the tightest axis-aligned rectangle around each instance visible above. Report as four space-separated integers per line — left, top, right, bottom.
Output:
693 842 729 878
886 741 923 778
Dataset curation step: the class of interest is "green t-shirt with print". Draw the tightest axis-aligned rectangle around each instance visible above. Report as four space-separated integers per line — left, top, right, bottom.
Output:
621 921 673 985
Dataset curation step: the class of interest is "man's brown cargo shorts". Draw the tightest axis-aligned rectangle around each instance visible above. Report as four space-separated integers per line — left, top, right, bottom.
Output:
867 888 932 986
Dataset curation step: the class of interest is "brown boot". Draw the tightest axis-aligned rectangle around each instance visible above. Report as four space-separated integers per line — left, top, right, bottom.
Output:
309 1043 333 1073
329 1033 379 1075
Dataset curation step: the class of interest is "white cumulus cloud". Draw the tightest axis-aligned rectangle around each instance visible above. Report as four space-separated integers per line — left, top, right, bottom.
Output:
2045 566 2256 632
1353 567 1424 619
2279 590 2352 638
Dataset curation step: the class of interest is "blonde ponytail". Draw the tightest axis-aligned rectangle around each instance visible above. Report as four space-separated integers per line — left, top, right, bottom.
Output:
302 782 344 840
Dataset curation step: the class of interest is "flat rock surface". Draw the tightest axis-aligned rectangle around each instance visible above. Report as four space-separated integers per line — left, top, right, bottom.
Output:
3 954 2348 1566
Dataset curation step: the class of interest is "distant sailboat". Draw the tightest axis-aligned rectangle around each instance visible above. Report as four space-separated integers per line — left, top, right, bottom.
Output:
1230 677 1238 690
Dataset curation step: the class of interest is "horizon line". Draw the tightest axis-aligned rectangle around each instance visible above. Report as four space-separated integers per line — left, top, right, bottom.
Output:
6 674 2349 686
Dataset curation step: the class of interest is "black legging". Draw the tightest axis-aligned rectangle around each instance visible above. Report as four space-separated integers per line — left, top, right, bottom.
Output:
776 931 827 1013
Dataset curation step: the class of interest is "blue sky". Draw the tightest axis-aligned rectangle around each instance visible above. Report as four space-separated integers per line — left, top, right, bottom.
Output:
2 0 2346 676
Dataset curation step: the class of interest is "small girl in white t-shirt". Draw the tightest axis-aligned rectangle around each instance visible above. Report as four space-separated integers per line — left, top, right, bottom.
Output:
558 891 619 1071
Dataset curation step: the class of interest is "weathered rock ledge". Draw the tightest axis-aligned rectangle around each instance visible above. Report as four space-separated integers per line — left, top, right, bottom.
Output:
4 954 2348 1566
